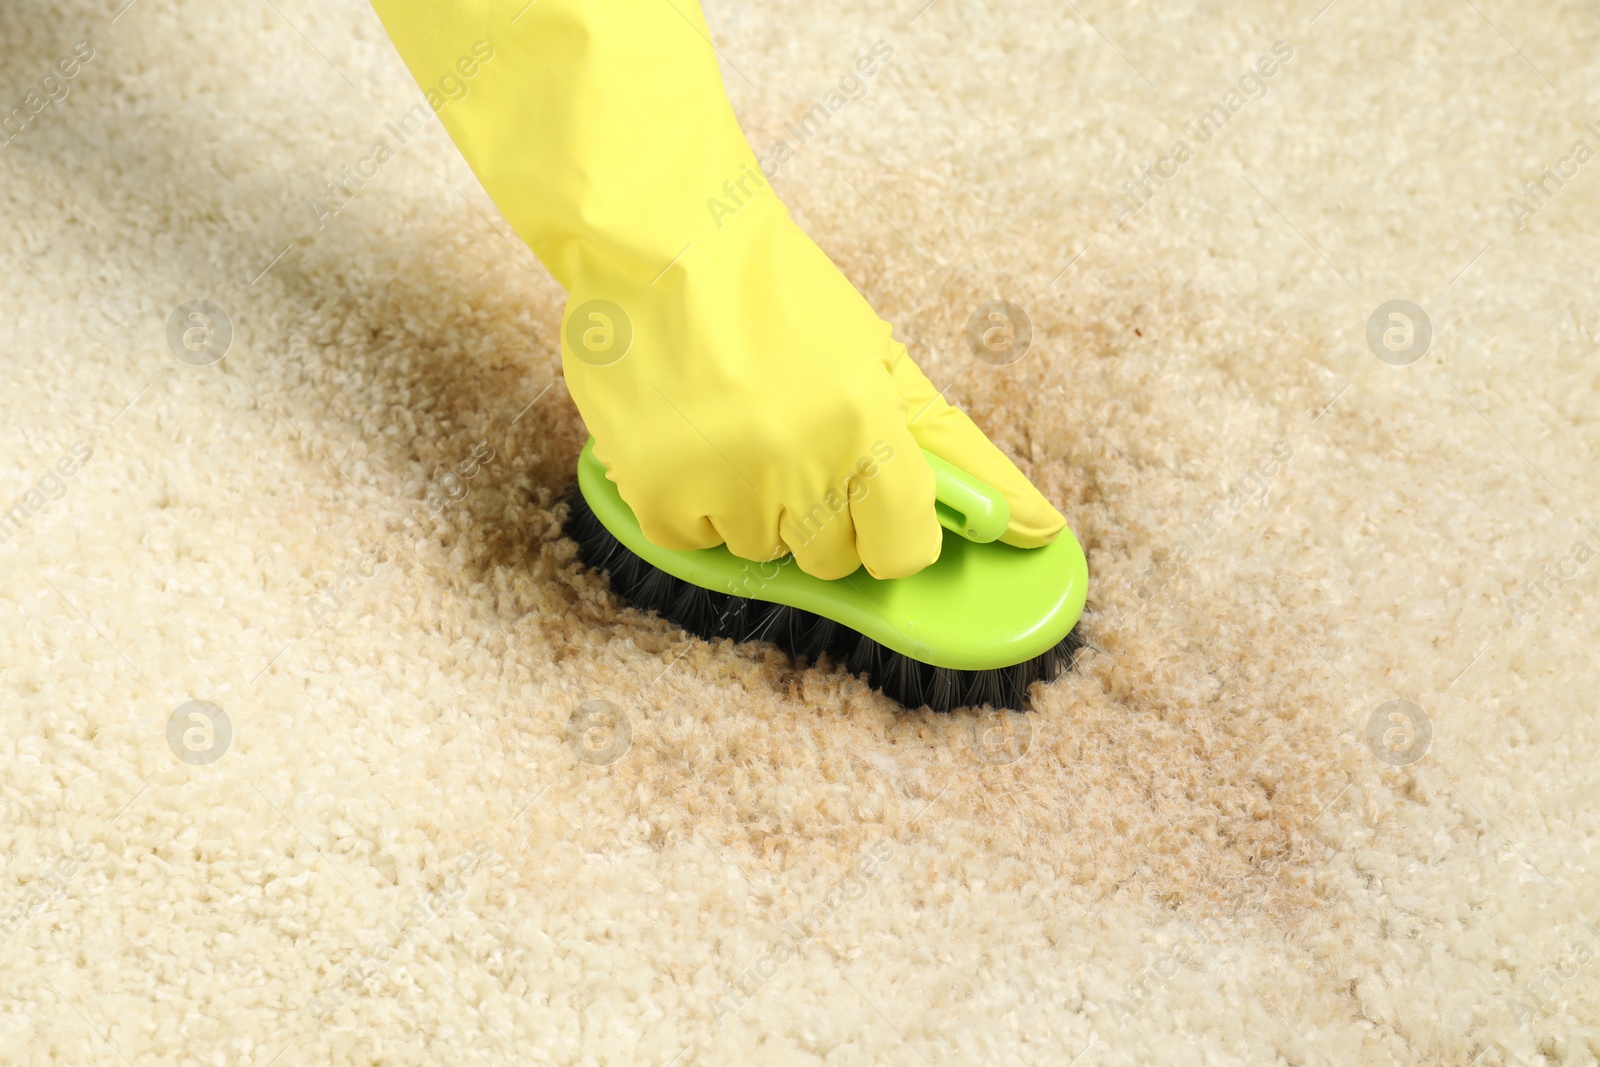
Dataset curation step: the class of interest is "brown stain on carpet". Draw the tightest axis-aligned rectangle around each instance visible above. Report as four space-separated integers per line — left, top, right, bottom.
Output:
205 134 1352 936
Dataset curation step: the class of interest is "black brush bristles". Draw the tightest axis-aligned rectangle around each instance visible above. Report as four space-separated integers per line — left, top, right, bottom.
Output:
563 482 1082 713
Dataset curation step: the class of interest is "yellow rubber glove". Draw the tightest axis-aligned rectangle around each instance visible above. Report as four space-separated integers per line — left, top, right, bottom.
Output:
369 0 1066 579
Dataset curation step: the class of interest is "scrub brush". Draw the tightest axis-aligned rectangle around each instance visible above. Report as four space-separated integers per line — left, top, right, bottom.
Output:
563 438 1087 712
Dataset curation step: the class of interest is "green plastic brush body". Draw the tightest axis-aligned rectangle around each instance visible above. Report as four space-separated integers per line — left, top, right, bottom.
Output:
575 438 1088 672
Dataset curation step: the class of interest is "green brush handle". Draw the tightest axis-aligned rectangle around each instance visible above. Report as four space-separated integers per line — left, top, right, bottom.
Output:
924 450 1010 544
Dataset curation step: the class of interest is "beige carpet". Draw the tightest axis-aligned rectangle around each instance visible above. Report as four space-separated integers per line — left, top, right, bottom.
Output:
4 0 1599 1063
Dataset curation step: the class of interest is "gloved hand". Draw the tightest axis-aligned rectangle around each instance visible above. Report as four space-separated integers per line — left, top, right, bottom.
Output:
369 0 1066 579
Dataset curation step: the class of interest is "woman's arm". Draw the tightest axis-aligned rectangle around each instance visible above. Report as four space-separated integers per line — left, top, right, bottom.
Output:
369 0 1065 580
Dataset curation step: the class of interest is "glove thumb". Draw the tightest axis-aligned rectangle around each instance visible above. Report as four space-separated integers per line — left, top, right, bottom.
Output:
889 344 1066 548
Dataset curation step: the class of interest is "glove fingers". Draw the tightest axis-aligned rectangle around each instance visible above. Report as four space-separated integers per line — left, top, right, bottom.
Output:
889 347 1066 549
847 430 941 580
631 501 722 553
705 512 784 566
779 488 862 580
